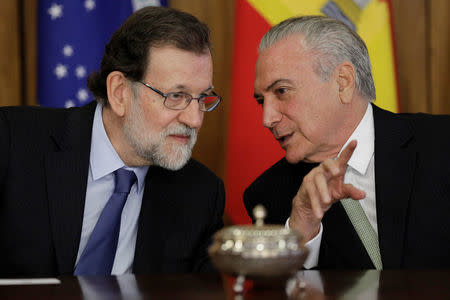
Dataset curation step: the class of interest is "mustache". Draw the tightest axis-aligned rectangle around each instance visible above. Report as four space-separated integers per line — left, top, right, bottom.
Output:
163 124 197 137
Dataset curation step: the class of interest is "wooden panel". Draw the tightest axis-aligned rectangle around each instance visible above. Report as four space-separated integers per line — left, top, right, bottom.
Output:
23 0 37 106
391 0 428 113
429 0 450 114
0 1 21 106
171 0 234 178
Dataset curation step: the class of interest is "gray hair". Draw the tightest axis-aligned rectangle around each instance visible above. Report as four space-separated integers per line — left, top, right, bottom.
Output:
259 15 376 101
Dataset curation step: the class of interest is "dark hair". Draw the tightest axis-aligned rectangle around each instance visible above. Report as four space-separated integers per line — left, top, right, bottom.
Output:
88 6 211 106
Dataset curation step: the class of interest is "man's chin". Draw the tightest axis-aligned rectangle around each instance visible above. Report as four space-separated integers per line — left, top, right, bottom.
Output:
285 155 303 164
285 146 324 164
153 155 189 171
284 148 303 164
285 150 319 164
157 145 193 170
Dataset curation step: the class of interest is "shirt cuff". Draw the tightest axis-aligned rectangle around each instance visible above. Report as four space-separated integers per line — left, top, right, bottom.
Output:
285 218 323 269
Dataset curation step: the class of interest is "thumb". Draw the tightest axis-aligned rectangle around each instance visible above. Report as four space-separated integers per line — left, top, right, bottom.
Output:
343 183 366 200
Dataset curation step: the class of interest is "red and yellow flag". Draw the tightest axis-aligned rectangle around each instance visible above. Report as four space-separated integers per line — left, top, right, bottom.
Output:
225 0 399 224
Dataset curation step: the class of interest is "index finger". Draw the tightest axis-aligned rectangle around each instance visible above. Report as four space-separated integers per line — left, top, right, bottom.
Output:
337 140 357 166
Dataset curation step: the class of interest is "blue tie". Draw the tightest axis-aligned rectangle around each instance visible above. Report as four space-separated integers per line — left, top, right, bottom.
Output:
74 168 137 275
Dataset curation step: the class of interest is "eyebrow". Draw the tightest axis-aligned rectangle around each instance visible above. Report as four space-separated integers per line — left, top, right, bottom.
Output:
254 79 293 99
172 84 214 94
202 86 214 93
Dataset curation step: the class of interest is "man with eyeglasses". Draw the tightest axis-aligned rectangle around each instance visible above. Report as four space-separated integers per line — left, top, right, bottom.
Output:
0 6 224 277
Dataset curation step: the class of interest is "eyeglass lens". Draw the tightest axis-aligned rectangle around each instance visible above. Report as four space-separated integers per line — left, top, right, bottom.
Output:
165 93 220 111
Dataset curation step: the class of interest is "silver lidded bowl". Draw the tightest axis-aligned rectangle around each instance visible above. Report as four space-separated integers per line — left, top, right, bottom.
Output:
208 205 308 279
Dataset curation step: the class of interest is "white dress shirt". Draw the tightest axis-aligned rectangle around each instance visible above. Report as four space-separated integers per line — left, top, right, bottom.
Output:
300 103 377 268
75 103 149 275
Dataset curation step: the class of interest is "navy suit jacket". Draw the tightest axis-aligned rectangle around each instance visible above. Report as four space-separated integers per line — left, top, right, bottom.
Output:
244 104 450 269
0 101 224 276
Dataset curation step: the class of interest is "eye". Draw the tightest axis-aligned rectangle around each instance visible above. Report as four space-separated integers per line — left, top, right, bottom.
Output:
274 87 288 96
167 92 186 101
255 97 264 106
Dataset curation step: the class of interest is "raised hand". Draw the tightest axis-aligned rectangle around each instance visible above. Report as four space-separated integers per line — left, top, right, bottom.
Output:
289 140 366 241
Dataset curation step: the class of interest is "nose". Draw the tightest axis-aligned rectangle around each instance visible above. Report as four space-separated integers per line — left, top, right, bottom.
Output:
178 100 204 130
262 99 282 129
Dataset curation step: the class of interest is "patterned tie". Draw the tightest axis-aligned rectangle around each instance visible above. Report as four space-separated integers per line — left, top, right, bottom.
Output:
74 168 137 275
341 198 383 270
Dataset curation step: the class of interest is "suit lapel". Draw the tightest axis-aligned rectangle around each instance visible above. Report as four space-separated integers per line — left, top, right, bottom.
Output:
133 162 203 273
133 166 167 273
46 102 96 275
322 202 374 268
373 104 416 268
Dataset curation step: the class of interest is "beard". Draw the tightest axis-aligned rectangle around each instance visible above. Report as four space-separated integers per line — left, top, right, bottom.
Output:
122 98 197 171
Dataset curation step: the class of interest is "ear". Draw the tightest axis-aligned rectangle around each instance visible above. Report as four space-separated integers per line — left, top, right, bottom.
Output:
335 62 356 104
106 71 132 117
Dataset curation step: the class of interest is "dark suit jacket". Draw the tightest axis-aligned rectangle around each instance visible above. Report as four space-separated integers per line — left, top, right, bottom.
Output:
0 101 225 277
244 104 450 269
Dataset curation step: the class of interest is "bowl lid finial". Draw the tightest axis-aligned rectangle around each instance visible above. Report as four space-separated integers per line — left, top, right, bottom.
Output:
253 204 266 226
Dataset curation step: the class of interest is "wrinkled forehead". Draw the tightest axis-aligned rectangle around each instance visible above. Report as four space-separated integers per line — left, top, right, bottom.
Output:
255 35 313 90
144 45 213 91
146 45 212 72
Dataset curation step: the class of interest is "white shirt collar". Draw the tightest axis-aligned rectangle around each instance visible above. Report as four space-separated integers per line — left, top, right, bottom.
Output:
338 103 374 175
90 102 149 192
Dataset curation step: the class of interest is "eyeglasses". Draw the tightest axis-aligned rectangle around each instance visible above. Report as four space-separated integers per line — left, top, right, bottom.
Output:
138 81 222 112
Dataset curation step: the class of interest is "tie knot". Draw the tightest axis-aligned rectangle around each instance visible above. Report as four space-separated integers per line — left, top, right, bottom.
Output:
113 168 137 194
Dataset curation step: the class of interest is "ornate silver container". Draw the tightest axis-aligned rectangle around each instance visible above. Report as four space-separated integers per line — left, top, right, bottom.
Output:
208 205 308 283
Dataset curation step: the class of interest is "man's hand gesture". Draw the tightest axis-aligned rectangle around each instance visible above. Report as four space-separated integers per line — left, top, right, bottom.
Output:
289 140 366 241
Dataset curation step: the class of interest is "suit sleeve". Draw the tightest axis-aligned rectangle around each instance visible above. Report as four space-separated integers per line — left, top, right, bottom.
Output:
0 111 10 187
192 178 225 273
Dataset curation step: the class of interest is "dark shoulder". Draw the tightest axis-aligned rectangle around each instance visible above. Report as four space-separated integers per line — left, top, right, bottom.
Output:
150 158 223 186
182 158 222 183
397 111 450 147
244 158 315 224
0 106 70 140
0 103 96 153
246 158 296 190
374 104 450 149
0 104 90 129
397 111 450 127
0 105 71 117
